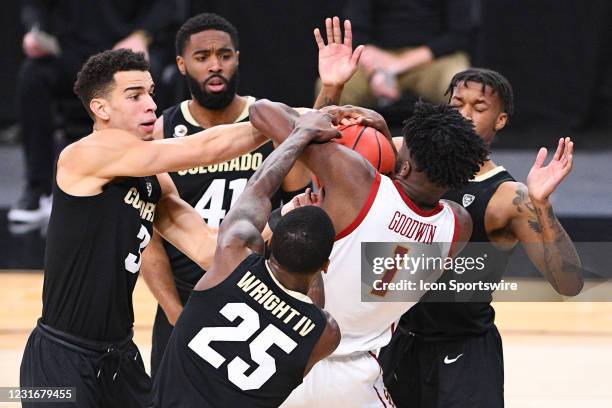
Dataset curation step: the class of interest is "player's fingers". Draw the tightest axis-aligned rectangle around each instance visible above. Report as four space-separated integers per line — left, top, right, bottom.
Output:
350 45 365 67
325 17 333 43
343 19 352 47
314 28 325 49
553 137 564 161
332 16 342 44
533 147 547 169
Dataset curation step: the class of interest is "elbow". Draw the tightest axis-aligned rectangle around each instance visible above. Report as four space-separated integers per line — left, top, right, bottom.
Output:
249 99 271 125
555 277 584 297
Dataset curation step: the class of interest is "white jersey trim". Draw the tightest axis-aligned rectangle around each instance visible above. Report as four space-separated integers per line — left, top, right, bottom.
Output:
471 166 507 182
179 96 256 128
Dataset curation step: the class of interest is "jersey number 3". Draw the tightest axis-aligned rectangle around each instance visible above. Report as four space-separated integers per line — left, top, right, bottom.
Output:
125 225 151 274
188 302 298 390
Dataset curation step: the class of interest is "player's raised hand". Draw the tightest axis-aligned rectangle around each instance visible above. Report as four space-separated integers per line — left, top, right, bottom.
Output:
315 17 364 87
295 111 340 143
527 137 574 203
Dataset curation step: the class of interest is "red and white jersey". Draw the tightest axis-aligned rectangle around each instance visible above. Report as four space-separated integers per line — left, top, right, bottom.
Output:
324 173 458 356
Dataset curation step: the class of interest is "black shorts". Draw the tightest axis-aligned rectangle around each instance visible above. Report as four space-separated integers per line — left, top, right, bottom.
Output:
379 326 504 408
20 320 151 408
150 287 191 379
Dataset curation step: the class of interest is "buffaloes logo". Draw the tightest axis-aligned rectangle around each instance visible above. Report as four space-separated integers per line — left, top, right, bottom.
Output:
462 194 475 207
173 124 188 138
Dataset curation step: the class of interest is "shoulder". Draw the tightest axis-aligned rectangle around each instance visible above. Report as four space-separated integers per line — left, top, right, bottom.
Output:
58 129 137 168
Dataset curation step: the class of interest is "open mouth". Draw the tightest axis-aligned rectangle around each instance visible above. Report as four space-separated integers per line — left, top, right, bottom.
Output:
205 76 227 93
139 120 156 133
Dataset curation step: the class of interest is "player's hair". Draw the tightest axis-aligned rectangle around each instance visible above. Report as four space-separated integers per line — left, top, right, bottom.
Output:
175 13 239 55
445 68 514 118
73 49 149 119
402 101 488 190
271 206 335 275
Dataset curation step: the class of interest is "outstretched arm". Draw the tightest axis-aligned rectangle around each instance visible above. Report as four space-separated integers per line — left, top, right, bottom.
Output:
249 99 375 236
58 121 267 195
509 138 582 295
199 111 340 288
313 17 364 109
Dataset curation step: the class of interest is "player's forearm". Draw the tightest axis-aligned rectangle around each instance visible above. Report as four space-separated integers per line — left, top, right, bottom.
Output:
531 198 583 296
314 84 344 109
190 122 267 167
229 127 316 233
141 244 183 325
249 100 297 147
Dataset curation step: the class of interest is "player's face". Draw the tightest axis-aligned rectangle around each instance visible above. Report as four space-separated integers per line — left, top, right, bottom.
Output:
104 71 157 140
178 29 240 110
448 81 507 145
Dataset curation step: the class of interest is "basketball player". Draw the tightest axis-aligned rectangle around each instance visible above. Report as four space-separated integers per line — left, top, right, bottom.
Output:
19 49 275 408
248 99 488 407
141 13 362 377
382 68 583 407
151 110 341 407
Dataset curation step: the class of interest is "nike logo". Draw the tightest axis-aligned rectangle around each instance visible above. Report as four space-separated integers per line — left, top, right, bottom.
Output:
444 354 463 364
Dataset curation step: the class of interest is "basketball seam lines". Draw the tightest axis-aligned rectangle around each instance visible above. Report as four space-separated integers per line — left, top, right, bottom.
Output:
352 126 368 149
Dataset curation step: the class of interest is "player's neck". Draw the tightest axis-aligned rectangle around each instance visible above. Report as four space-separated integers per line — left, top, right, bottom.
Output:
395 177 443 210
267 259 311 295
188 94 247 128
476 159 498 176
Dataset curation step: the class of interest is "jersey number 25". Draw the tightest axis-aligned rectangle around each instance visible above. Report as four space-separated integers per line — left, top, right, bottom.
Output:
189 302 297 390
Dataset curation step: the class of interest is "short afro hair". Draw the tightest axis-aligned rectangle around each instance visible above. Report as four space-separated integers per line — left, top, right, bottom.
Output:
445 68 514 119
402 101 488 190
175 13 239 55
73 49 149 118
271 206 335 275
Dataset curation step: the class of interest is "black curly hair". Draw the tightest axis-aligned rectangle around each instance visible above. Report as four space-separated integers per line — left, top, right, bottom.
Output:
445 68 514 119
175 13 239 56
402 101 489 190
271 206 335 275
73 49 149 119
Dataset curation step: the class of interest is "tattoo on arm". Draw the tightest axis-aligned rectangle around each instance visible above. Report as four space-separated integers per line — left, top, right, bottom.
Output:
512 186 542 233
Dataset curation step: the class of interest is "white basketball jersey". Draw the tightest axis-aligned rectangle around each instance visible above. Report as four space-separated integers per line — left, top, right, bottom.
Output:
324 173 458 356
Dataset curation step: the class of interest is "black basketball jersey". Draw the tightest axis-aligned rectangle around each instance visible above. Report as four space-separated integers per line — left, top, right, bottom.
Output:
42 174 161 342
162 98 281 290
152 254 327 407
402 167 516 337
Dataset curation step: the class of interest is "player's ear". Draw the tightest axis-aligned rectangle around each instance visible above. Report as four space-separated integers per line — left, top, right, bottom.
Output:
90 98 110 121
494 112 508 131
176 55 186 75
322 259 330 274
397 159 411 178
235 50 240 66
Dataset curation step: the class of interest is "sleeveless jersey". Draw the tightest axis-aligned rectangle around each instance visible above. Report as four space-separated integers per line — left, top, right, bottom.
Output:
42 174 161 341
325 173 458 356
402 166 516 337
162 98 281 290
152 254 327 407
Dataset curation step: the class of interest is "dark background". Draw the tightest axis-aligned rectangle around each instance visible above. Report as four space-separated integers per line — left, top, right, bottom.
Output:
1 0 611 135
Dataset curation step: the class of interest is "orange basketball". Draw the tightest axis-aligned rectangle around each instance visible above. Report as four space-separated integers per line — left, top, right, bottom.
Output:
335 124 396 175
